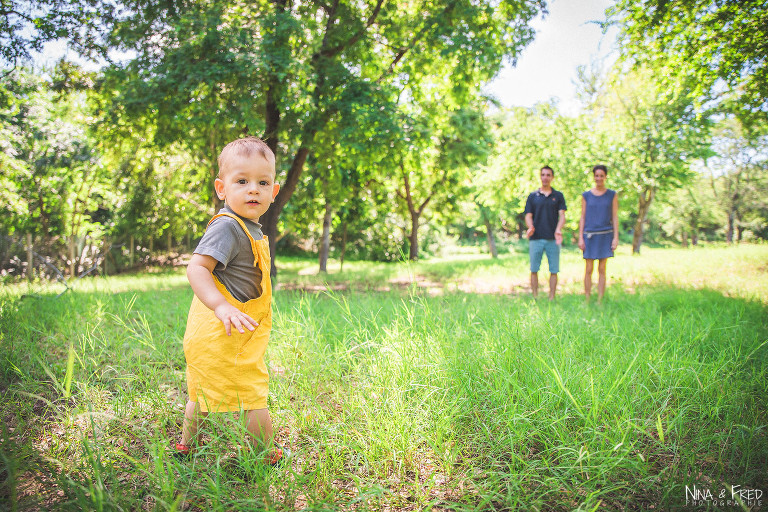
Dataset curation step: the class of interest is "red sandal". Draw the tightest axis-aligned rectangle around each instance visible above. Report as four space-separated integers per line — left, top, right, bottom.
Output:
266 443 291 466
173 442 193 460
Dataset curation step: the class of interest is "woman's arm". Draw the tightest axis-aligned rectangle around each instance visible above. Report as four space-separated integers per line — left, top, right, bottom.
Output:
578 195 586 251
187 253 258 336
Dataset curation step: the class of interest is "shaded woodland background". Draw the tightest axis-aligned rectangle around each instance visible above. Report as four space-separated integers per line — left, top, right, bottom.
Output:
2 0 767 280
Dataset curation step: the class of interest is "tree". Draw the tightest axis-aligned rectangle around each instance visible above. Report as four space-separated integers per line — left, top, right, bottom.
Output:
705 118 768 242
0 65 121 276
100 0 546 275
590 66 710 253
0 0 110 71
656 180 721 246
475 104 596 245
609 0 768 123
390 104 491 260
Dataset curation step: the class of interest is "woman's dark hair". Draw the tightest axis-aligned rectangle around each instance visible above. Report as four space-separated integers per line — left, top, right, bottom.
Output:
592 164 608 175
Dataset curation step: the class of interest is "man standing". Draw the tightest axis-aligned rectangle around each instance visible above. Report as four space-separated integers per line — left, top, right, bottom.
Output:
524 166 567 300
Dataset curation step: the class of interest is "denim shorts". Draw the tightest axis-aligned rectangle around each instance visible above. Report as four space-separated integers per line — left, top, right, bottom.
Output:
529 239 560 273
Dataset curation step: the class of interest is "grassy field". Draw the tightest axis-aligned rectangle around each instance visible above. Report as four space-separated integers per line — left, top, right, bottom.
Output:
1 244 766 511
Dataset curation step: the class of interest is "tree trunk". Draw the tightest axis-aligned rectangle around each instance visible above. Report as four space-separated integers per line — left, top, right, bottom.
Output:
167 230 172 254
726 210 734 244
261 146 313 279
102 238 110 276
409 214 420 260
69 236 76 276
149 237 154 255
210 133 224 212
339 222 348 273
481 208 498 258
319 200 332 272
681 230 688 247
130 235 135 266
632 187 655 254
692 231 699 245
26 233 33 281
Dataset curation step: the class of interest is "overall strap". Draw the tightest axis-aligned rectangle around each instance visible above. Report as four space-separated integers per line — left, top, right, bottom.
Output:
207 213 261 266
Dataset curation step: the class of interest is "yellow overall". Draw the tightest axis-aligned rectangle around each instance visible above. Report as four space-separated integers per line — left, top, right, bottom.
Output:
183 213 272 413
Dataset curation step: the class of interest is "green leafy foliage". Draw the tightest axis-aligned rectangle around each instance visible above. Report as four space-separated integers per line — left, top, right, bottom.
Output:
610 0 768 123
476 104 597 241
0 0 111 69
588 66 712 252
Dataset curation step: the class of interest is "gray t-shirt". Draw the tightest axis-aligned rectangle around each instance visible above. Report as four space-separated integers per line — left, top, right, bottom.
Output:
194 206 264 302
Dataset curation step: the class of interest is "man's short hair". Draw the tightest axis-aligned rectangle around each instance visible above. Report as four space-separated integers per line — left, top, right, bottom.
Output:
218 136 275 177
541 165 554 176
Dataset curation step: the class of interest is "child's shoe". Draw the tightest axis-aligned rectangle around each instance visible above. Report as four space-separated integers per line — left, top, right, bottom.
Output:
266 443 291 466
172 442 193 460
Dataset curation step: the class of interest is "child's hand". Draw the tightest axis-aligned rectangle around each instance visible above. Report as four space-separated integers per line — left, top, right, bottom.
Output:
214 303 258 336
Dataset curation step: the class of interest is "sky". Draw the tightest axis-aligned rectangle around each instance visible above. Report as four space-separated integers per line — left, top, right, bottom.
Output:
483 0 619 115
37 0 619 115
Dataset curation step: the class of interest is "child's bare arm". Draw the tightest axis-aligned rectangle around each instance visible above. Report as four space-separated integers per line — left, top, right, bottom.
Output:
187 254 258 336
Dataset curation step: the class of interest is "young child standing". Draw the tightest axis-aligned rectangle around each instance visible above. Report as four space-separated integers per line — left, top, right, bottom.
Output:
175 136 287 465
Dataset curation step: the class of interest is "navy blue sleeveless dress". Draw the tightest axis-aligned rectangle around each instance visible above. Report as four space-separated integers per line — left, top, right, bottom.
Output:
582 189 616 260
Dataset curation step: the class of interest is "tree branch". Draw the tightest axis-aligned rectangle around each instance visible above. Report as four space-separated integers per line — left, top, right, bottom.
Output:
377 0 457 82
323 0 385 58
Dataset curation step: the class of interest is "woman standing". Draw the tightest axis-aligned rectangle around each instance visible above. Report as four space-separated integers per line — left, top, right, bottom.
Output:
578 165 619 302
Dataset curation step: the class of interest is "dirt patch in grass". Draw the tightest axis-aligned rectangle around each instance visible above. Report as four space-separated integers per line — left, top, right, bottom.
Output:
279 274 532 296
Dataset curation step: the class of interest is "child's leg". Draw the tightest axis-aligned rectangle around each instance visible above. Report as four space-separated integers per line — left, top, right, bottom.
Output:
180 400 208 446
245 408 288 464
244 408 274 449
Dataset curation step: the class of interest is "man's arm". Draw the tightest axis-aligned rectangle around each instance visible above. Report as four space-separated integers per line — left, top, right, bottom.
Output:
187 253 258 336
525 213 535 238
555 209 565 245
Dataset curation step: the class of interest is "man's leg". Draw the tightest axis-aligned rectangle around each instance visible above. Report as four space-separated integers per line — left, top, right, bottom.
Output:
549 273 558 300
584 259 594 301
529 240 544 298
545 239 560 300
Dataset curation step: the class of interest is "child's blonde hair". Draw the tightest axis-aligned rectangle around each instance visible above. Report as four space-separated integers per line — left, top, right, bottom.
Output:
218 136 275 177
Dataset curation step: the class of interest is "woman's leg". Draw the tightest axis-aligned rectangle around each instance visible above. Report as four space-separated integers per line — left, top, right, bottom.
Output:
584 259 594 301
597 258 607 302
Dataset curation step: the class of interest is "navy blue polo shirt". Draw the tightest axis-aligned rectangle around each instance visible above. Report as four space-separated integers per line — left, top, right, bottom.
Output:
524 189 567 240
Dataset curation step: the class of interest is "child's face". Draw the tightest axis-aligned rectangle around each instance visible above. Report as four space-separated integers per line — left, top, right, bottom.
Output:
214 154 279 221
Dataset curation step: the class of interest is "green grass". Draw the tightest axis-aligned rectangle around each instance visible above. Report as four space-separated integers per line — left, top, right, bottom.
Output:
1 244 766 510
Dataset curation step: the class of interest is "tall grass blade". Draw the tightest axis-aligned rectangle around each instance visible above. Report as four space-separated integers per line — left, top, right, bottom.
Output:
63 342 75 399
